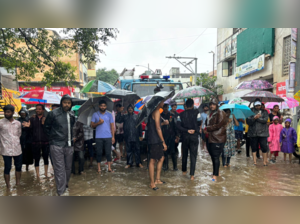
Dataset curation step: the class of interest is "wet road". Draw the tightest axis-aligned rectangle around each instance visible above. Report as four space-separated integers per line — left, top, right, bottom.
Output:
1 143 300 196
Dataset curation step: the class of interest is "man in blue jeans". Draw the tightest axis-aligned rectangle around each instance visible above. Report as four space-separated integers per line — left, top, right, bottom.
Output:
91 100 115 174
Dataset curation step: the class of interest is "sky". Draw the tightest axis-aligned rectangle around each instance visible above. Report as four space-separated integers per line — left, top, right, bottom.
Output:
95 28 217 77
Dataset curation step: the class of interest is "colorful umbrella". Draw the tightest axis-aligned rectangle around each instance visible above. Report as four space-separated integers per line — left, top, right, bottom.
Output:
80 80 116 94
228 97 249 105
71 105 81 116
241 91 284 103
19 91 61 104
135 95 154 110
172 86 214 100
265 97 299 110
219 104 255 119
235 80 273 90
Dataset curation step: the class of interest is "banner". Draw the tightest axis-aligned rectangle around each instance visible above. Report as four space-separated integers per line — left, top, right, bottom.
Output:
276 82 286 98
292 28 298 41
231 33 238 54
289 62 296 92
19 86 74 97
235 54 265 79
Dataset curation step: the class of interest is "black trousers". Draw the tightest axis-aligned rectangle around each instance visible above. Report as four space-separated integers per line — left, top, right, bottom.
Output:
245 133 260 158
182 134 198 176
207 143 225 176
32 143 49 167
250 137 268 153
163 136 178 170
126 141 141 166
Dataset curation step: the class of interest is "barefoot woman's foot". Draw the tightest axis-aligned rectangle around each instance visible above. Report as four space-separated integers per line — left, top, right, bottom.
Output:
182 172 187 175
190 176 195 181
125 165 131 169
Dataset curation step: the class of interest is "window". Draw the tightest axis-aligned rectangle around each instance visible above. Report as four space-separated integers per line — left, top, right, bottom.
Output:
222 59 235 77
282 35 291 76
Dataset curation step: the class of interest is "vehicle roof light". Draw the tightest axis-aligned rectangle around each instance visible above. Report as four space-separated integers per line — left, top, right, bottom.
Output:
163 76 170 80
140 75 149 79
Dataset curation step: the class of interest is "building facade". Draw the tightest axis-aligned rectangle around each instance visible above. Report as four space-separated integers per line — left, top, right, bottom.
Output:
216 28 296 101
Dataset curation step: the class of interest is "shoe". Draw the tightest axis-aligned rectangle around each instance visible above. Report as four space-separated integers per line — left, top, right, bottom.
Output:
113 158 120 162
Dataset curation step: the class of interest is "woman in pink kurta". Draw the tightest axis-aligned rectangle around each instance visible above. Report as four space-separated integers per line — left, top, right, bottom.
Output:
267 116 283 162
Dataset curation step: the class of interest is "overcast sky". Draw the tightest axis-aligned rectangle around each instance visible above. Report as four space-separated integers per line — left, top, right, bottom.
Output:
96 28 217 77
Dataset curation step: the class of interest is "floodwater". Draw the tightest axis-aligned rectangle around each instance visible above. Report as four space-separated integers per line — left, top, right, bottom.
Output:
1 142 300 196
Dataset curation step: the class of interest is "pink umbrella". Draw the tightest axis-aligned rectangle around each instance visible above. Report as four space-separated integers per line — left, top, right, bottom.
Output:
265 97 299 109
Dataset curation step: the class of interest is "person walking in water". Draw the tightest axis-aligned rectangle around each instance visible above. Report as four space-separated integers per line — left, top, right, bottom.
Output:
177 99 200 180
280 118 297 163
91 100 115 174
148 100 167 190
246 100 269 166
23 104 50 178
18 109 33 171
222 109 239 167
0 105 22 188
117 104 143 168
268 116 283 163
44 95 75 196
204 97 227 182
161 103 179 171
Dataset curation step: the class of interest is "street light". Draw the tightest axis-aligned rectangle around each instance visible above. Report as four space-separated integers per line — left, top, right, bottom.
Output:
136 64 155 73
209 51 215 77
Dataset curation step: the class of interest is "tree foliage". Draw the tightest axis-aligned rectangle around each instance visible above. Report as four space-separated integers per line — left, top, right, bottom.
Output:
96 68 119 85
196 72 224 102
0 28 118 87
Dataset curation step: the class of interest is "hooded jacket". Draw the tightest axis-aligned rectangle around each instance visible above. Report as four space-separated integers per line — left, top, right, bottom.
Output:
17 109 31 145
120 104 143 142
44 95 75 147
205 97 227 143
246 107 269 138
161 110 178 140
29 108 49 143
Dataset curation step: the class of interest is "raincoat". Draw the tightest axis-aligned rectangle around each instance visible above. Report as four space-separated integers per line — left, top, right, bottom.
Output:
268 123 283 152
246 107 269 138
280 127 297 153
297 120 300 147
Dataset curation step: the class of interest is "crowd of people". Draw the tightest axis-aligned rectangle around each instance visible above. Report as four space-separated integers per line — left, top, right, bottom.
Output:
0 94 300 195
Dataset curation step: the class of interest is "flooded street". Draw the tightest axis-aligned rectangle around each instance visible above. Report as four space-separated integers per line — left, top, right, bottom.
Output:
1 142 300 196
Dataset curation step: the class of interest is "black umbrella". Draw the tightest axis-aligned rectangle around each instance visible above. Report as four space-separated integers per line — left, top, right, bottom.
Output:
136 91 175 127
78 96 113 125
71 97 87 106
106 89 140 107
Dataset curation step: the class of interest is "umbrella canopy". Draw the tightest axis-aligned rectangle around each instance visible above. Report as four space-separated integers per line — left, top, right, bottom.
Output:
71 105 81 116
228 97 249 105
28 107 50 117
135 95 154 110
219 104 255 119
265 97 299 110
19 91 61 104
172 86 215 100
164 98 177 105
241 91 284 103
71 97 87 106
235 80 273 90
136 91 175 127
78 96 114 125
106 89 140 109
80 80 116 94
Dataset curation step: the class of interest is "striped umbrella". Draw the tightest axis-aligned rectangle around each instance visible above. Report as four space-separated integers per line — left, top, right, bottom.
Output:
80 80 116 94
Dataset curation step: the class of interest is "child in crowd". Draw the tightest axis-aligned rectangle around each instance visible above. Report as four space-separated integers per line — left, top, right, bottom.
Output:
268 116 283 163
280 118 297 163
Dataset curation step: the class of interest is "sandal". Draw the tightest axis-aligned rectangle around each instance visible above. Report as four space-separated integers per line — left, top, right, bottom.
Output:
149 185 159 191
97 170 101 174
155 179 166 184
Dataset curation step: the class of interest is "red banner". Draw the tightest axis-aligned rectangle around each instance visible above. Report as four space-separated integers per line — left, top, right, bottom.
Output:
276 82 286 98
19 86 74 97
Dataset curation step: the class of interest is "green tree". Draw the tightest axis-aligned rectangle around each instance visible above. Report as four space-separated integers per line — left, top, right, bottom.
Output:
196 72 223 102
0 28 118 87
96 68 119 85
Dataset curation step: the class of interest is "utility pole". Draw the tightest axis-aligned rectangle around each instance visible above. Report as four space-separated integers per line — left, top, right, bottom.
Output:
166 56 199 86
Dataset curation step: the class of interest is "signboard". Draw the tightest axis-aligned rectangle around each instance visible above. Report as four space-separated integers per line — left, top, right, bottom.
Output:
217 45 221 63
2 89 22 112
220 41 225 61
225 38 231 58
19 86 74 97
289 62 296 92
276 82 286 98
292 28 298 41
291 39 297 59
193 97 201 108
231 33 238 54
235 54 265 79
